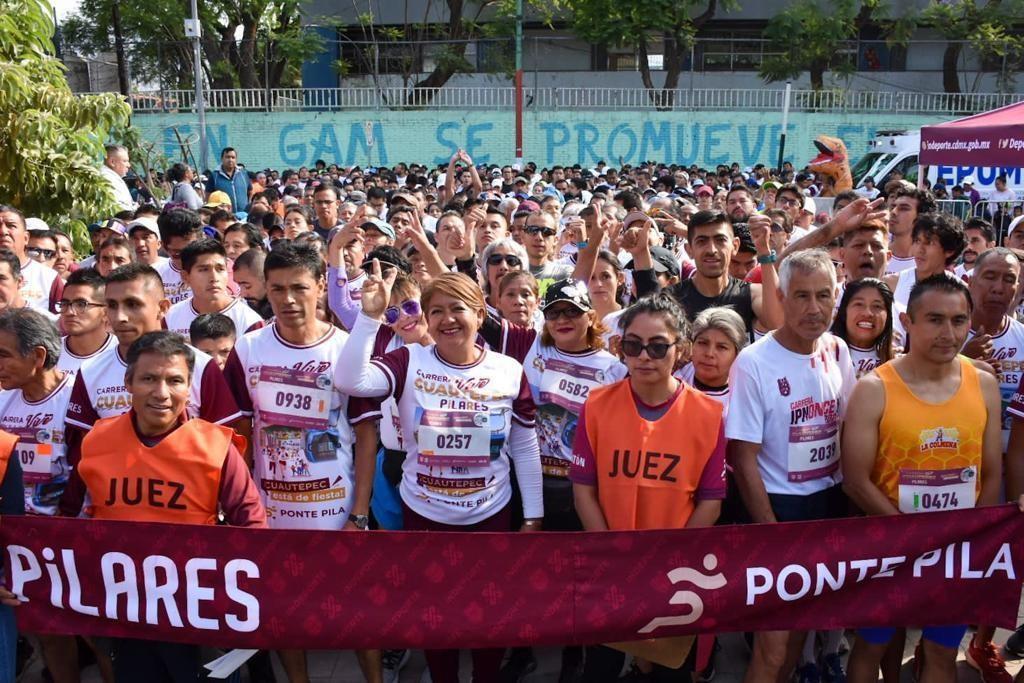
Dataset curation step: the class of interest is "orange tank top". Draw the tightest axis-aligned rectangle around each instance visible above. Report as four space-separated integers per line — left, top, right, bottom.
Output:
0 430 16 486
78 414 232 525
586 379 724 530
874 357 985 513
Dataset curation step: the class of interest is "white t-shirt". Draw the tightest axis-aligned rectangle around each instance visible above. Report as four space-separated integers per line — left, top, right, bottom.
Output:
56 334 116 377
523 339 626 479
601 309 625 352
855 186 880 200
66 343 241 431
726 332 855 495
223 323 356 530
967 317 1024 451
369 342 536 525
154 260 191 305
953 263 972 282
19 258 60 315
848 344 883 379
892 267 917 311
165 297 263 339
0 373 74 516
886 254 916 274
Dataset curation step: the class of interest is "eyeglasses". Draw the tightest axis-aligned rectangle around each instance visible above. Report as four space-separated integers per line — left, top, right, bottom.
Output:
621 339 674 359
525 225 556 237
487 254 522 268
385 299 422 325
56 299 105 314
26 247 56 261
777 197 802 208
543 305 586 322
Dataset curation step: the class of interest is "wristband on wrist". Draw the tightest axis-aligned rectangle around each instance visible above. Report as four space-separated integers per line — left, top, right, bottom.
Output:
576 240 588 249
757 250 778 265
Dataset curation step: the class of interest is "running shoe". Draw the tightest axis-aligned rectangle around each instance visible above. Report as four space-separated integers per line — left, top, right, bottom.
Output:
966 635 1013 682
821 652 846 683
382 649 411 683
499 647 538 682
1005 625 1024 658
796 662 821 683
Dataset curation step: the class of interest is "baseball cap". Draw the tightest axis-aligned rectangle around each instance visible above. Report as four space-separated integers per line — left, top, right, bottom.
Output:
626 246 680 278
761 180 780 191
542 279 592 313
1008 216 1024 239
963 177 976 186
25 217 49 231
347 190 367 204
89 218 127 235
204 190 232 208
623 210 652 229
491 178 503 189
692 179 705 187
514 176 529 185
390 191 419 208
362 217 396 240
515 199 541 215
695 185 714 197
126 216 160 239
803 196 817 214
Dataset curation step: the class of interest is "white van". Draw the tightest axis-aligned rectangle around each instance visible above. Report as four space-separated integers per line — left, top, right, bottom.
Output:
852 130 1024 199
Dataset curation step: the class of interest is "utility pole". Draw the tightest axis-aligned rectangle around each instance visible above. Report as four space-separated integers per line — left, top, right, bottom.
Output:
111 0 130 97
186 0 208 172
514 0 523 168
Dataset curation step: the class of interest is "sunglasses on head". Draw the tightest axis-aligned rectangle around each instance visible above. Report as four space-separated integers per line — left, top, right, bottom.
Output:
487 253 521 268
385 299 421 325
543 305 586 322
525 225 556 237
620 339 674 360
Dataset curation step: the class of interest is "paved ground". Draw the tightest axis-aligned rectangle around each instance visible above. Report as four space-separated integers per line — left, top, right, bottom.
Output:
21 625 1024 681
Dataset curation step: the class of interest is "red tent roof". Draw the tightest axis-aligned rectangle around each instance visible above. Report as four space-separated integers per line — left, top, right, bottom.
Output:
920 100 1024 166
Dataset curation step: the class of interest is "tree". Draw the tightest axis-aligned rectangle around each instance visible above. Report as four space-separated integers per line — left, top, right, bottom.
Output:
758 0 864 91
564 0 731 108
0 0 129 251
61 0 320 91
913 0 1024 94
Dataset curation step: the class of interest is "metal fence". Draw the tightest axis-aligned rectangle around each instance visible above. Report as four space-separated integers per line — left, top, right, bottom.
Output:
120 86 1024 115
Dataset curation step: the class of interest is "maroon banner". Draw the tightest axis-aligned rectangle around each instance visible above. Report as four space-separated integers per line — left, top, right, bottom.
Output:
2 506 1022 650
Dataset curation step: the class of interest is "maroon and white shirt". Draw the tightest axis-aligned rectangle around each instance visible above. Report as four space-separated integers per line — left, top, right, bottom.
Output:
223 323 358 530
154 260 191 305
20 258 63 315
0 373 74 516
56 334 116 377
165 297 264 339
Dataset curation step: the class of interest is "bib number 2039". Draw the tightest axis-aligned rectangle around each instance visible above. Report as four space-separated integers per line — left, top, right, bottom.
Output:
809 443 836 463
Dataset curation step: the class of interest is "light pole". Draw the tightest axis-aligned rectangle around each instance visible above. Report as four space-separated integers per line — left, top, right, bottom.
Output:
514 0 523 168
187 0 208 172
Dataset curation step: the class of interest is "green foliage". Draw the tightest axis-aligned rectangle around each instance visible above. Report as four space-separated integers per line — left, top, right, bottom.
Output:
0 0 130 252
759 0 861 88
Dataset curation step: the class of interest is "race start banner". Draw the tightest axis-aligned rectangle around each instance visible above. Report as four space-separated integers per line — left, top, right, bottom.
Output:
2 505 1022 650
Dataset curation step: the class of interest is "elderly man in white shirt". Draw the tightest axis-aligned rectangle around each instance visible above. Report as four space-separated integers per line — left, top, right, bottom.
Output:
98 144 137 211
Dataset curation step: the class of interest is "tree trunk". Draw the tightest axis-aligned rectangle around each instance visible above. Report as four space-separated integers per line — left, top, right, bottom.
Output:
810 59 825 91
656 35 683 111
410 0 469 107
235 15 261 90
943 42 962 93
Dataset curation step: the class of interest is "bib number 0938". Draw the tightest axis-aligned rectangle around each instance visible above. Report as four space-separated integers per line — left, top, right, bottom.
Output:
275 391 312 411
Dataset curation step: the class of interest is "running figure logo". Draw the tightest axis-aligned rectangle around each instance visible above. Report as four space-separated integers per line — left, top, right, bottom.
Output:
777 378 791 396
638 554 727 634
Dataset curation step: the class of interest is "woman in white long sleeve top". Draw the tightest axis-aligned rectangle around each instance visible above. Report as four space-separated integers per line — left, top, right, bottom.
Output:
335 264 544 683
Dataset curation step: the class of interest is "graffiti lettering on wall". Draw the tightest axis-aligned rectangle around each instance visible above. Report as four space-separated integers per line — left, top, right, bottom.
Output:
140 113 943 171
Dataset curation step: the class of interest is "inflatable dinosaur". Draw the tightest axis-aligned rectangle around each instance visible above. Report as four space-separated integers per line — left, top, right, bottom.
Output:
808 135 853 196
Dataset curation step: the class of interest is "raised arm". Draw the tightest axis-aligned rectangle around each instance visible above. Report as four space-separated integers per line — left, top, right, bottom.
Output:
335 260 399 398
780 197 886 264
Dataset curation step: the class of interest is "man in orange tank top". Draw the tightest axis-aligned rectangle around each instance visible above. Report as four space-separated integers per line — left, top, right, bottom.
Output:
842 274 1009 683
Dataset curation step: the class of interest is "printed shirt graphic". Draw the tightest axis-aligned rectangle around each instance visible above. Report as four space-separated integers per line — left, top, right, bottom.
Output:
164 297 264 339
848 345 883 379
368 343 536 525
524 339 626 478
726 332 854 496
223 323 356 530
973 318 1024 451
0 374 74 515
56 334 116 377
154 260 191 305
66 344 240 430
19 258 62 315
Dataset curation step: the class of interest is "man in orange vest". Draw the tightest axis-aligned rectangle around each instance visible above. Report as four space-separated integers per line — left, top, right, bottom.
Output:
0 428 23 682
76 330 265 681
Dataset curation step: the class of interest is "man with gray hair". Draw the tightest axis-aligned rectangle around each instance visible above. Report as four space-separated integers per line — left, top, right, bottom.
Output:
99 143 136 211
725 248 855 683
0 308 113 680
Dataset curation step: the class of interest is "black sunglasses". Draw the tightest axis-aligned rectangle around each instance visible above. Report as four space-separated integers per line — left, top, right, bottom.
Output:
26 247 56 260
621 339 674 360
525 225 556 237
543 305 586 322
487 254 521 268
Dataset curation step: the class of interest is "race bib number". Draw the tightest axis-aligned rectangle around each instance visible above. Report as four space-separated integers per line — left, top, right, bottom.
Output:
787 424 839 482
17 440 54 484
898 467 976 514
537 358 604 414
256 366 331 430
417 410 492 467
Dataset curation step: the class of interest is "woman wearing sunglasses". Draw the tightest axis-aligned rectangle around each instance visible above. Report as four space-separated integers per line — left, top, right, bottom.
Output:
338 266 542 683
570 293 726 682
480 238 529 314
831 278 895 378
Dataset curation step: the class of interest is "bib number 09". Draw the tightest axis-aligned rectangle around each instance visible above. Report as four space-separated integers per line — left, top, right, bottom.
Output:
18 448 34 466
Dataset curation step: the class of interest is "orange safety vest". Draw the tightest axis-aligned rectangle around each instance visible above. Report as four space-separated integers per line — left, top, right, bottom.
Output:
0 430 16 486
79 414 232 525
585 379 724 531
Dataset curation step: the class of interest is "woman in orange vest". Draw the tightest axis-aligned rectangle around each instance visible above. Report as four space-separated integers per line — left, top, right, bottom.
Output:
570 293 726 682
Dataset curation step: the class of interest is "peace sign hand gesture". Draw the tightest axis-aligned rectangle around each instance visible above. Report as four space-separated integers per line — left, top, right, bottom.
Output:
360 259 398 321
